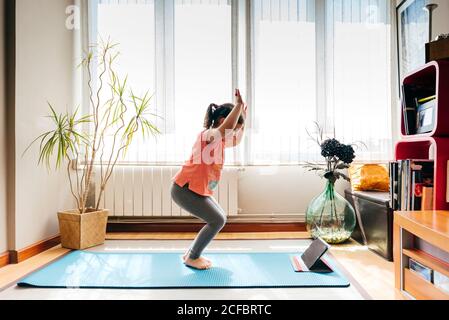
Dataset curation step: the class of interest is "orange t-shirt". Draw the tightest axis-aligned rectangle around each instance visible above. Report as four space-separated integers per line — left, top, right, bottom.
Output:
173 130 225 196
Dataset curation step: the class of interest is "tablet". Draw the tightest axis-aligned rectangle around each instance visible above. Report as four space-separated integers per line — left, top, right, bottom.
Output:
301 238 330 270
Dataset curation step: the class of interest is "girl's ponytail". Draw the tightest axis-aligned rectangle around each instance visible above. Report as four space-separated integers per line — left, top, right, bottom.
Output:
204 103 217 128
203 102 240 129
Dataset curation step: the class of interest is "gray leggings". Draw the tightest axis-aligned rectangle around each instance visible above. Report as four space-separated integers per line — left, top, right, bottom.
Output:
170 183 227 259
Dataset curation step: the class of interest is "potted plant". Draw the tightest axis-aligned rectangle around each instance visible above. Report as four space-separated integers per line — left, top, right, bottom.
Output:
303 123 359 244
23 40 160 249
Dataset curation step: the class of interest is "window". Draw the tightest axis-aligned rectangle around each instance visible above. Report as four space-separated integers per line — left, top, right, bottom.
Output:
250 0 316 164
90 0 234 164
87 0 393 165
398 0 428 84
96 0 156 97
324 0 392 162
173 1 235 164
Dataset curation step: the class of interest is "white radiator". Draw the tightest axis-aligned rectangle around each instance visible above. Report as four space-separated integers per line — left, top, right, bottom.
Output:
93 166 239 217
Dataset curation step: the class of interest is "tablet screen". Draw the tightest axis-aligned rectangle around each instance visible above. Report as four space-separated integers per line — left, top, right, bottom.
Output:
301 238 330 270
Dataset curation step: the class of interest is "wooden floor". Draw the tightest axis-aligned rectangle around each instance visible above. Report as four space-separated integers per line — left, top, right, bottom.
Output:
330 242 403 300
0 232 402 300
0 246 70 291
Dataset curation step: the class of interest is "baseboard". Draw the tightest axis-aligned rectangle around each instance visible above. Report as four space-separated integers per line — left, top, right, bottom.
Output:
0 251 10 268
8 235 61 264
107 222 307 233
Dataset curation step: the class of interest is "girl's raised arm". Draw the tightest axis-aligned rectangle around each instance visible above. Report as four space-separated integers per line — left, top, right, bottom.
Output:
215 89 244 137
225 102 248 148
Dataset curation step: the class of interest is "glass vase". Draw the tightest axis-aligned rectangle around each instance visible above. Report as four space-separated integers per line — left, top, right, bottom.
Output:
306 180 356 244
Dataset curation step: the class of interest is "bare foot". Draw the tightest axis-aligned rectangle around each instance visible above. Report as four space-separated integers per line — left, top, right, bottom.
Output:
184 256 212 270
183 251 211 263
183 251 189 261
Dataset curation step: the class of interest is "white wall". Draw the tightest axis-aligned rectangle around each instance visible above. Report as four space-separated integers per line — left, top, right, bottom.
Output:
0 0 8 253
239 167 349 218
13 0 75 249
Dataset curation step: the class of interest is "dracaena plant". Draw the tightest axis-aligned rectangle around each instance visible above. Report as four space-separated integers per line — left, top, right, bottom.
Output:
23 40 160 214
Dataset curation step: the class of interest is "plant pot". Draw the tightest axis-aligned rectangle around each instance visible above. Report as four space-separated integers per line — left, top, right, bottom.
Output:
306 180 356 244
57 209 109 250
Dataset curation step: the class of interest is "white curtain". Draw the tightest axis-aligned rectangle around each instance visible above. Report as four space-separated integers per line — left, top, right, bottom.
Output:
89 0 234 165
326 0 392 162
249 0 392 164
250 0 317 165
87 0 393 165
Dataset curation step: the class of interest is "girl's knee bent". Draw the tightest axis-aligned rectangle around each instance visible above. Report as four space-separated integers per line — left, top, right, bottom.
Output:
211 214 227 230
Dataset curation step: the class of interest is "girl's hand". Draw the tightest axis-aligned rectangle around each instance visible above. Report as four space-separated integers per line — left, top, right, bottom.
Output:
235 89 244 106
216 89 246 137
242 103 248 120
235 89 248 121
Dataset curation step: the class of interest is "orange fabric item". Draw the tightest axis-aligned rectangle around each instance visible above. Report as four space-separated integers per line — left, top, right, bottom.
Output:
173 130 225 196
349 164 390 192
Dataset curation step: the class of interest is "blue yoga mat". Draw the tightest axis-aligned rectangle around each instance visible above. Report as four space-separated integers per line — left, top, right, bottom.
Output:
18 251 350 289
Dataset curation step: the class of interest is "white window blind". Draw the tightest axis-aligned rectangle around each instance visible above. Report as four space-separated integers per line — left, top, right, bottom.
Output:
250 0 317 164
91 0 234 164
87 0 393 165
95 0 156 99
250 0 392 164
173 0 237 164
325 0 392 162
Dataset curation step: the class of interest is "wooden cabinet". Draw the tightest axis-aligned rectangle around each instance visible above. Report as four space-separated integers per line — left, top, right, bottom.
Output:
394 211 449 300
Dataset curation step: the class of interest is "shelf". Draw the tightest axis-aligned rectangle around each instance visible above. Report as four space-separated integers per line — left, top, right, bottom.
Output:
395 211 449 252
401 60 449 138
404 268 449 300
395 60 449 300
395 210 449 300
403 248 449 279
395 137 449 210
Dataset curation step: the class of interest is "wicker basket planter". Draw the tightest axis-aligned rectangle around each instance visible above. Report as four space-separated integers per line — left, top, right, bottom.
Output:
57 209 109 250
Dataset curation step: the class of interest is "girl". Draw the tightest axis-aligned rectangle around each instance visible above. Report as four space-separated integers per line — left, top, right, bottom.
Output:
171 89 247 270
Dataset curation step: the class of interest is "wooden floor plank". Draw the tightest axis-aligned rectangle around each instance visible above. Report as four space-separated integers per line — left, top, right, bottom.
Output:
330 241 403 300
0 246 70 291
